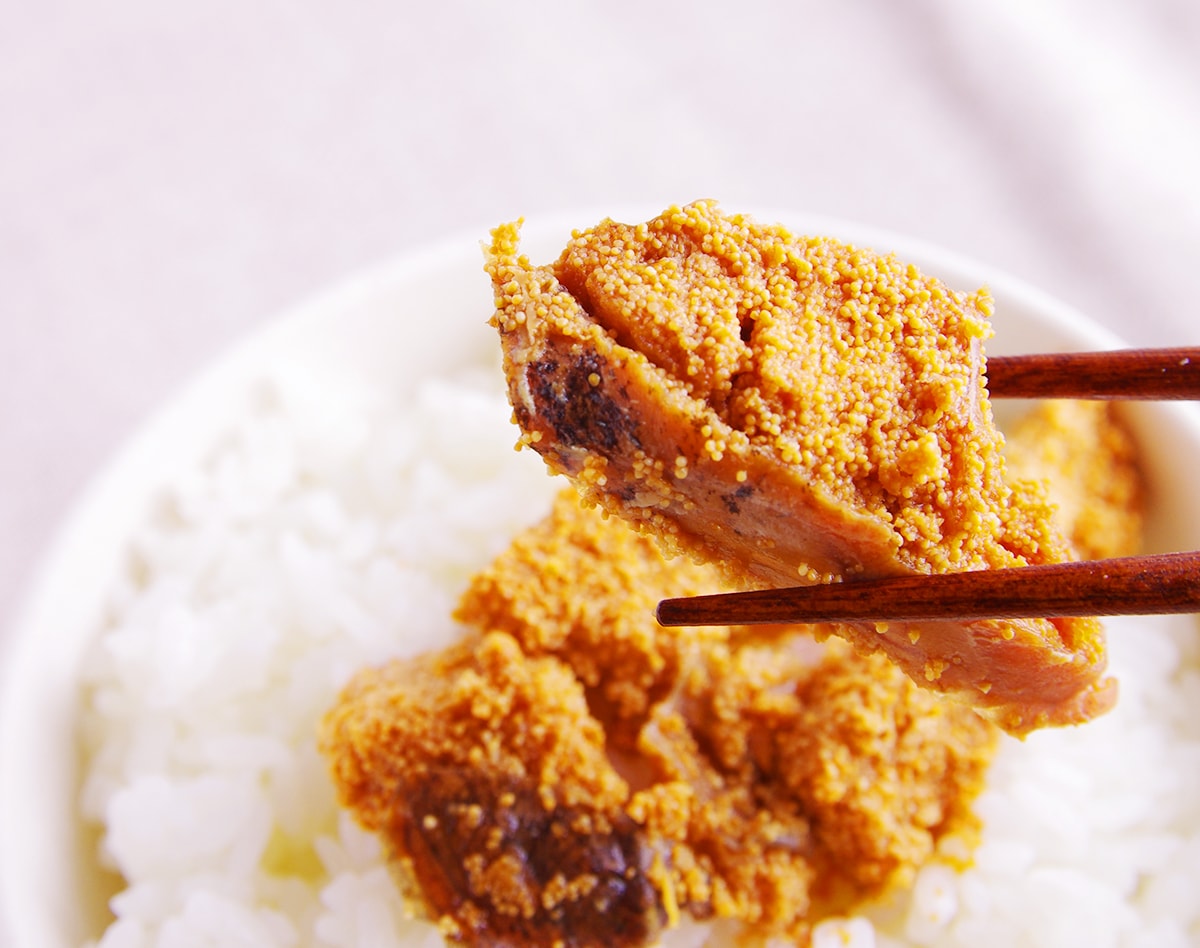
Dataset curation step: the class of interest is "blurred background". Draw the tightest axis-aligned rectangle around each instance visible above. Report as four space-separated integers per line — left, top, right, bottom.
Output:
3 0 1199 652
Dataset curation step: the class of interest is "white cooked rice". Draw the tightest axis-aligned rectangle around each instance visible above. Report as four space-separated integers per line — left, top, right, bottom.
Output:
79 363 1200 948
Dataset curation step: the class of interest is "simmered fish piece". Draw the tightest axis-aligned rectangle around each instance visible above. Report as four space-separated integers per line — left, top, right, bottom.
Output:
486 201 1114 735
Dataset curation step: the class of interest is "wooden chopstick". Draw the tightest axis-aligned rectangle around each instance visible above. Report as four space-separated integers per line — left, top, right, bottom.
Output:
656 550 1200 627
987 347 1200 400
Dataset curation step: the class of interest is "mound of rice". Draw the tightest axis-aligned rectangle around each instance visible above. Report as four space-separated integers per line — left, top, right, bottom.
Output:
79 363 1200 948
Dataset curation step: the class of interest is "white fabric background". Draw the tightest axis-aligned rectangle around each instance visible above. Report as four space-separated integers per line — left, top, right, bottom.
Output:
2 0 1199 664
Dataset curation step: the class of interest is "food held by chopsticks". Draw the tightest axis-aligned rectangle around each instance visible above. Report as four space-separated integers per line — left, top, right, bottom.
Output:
486 201 1117 737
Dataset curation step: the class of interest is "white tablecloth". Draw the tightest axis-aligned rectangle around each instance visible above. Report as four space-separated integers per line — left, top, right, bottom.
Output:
3 0 1199 661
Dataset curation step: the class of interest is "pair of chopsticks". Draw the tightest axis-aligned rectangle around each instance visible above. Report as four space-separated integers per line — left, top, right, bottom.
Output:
658 347 1200 628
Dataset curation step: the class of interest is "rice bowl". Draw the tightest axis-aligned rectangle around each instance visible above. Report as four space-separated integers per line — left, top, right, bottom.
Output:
2 209 1199 947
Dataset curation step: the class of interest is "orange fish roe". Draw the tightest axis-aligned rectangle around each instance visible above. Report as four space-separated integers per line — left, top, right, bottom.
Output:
455 489 728 739
320 632 666 948
1005 400 1145 561
486 202 1115 735
548 203 1003 574
321 496 998 947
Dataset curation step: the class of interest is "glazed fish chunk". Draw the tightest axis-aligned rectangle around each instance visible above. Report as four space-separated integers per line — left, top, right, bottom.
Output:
486 201 1114 736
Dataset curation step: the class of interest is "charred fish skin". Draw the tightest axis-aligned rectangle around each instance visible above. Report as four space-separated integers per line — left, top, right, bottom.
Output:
320 633 668 948
391 767 666 948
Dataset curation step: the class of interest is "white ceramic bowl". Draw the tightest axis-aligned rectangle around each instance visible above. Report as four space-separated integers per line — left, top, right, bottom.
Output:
3 208 1199 946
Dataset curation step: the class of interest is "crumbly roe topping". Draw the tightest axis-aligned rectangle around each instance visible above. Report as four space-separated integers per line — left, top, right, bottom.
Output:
321 493 998 947
456 490 728 738
1005 400 1145 561
488 200 1065 576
